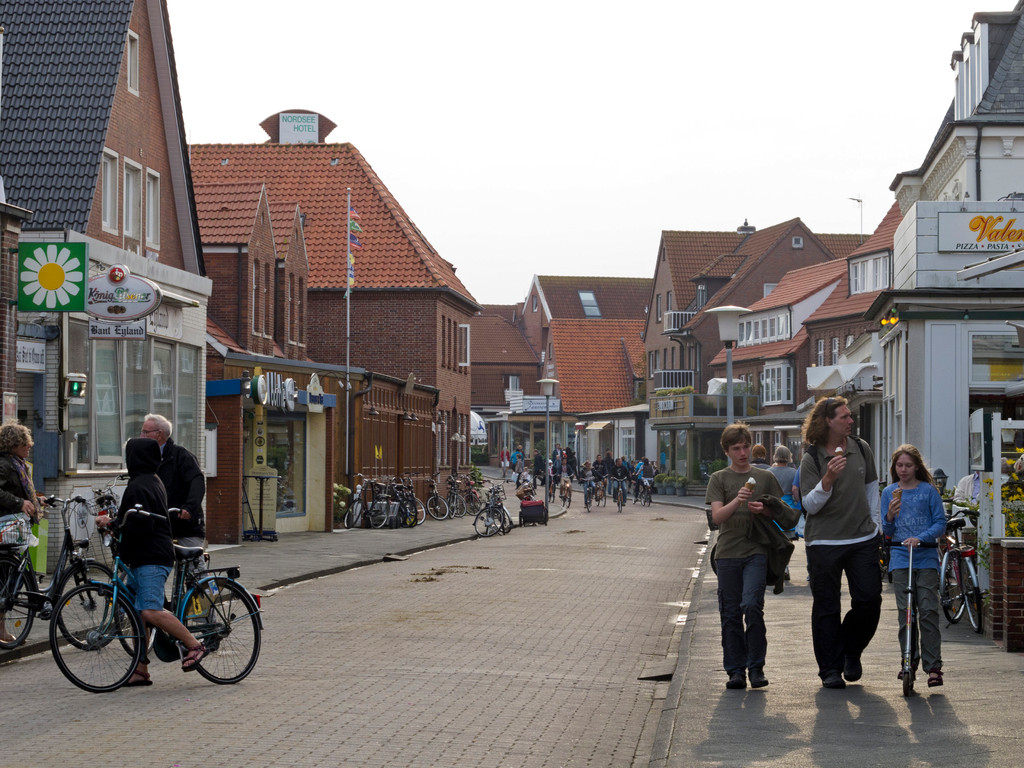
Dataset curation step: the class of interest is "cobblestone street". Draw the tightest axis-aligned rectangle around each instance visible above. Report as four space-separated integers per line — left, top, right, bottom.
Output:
2 500 708 768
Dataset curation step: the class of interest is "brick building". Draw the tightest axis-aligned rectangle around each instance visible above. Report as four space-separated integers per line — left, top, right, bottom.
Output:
0 0 211 564
190 111 478 490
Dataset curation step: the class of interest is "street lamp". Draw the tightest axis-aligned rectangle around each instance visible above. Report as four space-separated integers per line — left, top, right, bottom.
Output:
538 378 559 462
707 305 749 425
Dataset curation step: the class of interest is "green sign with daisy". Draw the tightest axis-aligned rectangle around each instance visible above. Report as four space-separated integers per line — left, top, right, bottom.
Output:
18 243 87 312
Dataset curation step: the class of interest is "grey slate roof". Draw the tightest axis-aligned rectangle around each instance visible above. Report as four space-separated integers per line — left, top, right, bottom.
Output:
0 0 133 230
978 12 1024 114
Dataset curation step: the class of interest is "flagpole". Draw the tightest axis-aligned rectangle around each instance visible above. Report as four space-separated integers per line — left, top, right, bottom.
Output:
345 187 351 488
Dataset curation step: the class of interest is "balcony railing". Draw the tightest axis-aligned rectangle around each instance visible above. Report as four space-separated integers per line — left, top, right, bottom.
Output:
650 392 759 421
663 310 696 333
653 369 696 391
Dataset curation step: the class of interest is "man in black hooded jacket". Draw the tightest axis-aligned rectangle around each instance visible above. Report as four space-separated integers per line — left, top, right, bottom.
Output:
98 438 208 684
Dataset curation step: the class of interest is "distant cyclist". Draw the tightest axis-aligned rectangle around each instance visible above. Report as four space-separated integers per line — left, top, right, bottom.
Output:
609 457 630 505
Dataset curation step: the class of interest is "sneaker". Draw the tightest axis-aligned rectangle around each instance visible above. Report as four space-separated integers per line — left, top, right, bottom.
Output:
843 655 862 682
821 671 846 689
749 667 769 688
726 670 746 690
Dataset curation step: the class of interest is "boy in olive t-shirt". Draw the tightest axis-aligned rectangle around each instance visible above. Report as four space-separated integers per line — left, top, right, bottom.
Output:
705 423 786 691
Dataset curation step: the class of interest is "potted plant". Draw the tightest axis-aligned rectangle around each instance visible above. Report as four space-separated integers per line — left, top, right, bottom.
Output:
654 473 668 494
664 474 677 495
675 475 688 496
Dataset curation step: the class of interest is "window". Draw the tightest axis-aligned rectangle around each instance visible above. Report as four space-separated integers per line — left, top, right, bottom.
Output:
532 295 538 312
831 337 839 365
666 291 673 311
846 334 855 348
263 263 270 336
101 151 118 232
285 275 292 342
816 339 825 367
145 170 160 248
123 161 142 240
761 363 793 405
696 283 707 308
297 277 305 344
850 254 890 295
251 261 258 334
656 294 662 322
970 333 1024 383
579 290 601 318
792 236 804 249
458 323 471 367
126 31 140 94
507 374 521 391
763 283 776 297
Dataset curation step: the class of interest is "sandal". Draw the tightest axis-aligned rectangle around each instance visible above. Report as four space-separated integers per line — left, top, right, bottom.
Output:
126 670 152 687
181 643 209 672
927 669 944 687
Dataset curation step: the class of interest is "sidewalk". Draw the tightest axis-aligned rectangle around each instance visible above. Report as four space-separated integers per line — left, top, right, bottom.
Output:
649 527 1024 768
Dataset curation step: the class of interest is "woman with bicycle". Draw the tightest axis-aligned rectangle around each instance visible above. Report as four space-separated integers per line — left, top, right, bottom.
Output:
0 423 43 643
880 444 947 688
97 438 208 685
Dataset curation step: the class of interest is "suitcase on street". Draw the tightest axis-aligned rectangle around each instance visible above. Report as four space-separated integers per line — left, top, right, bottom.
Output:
520 499 548 526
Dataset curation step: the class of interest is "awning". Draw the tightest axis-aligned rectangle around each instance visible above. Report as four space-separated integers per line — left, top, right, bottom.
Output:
806 363 879 393
586 421 610 430
470 411 487 442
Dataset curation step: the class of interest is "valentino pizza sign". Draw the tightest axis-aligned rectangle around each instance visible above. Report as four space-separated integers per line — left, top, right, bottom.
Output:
87 265 162 321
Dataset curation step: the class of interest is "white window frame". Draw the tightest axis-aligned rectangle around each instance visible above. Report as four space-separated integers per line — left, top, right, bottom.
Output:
831 337 839 365
655 294 662 322
123 160 143 241
458 323 471 367
145 169 160 248
578 290 601 318
251 261 258 334
101 150 119 234
760 362 793 406
816 339 825 367
126 30 140 95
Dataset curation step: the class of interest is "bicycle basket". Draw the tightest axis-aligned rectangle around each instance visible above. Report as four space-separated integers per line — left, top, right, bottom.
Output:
0 513 31 547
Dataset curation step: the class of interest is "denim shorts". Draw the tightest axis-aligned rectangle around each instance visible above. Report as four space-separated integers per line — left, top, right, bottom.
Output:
131 564 171 612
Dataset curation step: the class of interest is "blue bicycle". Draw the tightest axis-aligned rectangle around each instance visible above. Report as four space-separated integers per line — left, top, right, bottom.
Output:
48 507 262 693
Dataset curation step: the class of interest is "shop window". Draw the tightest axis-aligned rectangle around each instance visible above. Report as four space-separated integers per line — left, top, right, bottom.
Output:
95 342 123 463
267 413 306 517
970 333 1024 383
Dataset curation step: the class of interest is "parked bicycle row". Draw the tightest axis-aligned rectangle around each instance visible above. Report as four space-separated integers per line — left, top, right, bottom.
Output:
342 472 490 529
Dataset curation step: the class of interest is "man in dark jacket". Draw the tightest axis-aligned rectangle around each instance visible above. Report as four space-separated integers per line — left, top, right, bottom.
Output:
142 413 206 545
533 449 545 489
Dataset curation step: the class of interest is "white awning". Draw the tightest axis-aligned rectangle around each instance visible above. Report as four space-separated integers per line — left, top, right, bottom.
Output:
806 363 879 393
470 411 487 443
586 421 610 430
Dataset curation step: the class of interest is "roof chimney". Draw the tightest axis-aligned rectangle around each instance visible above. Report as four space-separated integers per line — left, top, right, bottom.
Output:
737 219 756 235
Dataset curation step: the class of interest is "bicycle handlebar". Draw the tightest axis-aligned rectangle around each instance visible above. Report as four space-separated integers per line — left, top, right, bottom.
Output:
887 539 939 548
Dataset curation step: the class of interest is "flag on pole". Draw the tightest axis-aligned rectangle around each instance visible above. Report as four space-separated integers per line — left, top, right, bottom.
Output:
347 252 355 288
348 220 363 233
349 206 360 220
348 232 362 250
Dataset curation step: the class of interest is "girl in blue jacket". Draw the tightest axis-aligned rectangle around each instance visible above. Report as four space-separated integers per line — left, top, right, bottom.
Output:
880 444 947 687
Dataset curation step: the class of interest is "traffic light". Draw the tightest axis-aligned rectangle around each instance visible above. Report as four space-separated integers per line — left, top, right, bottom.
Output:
65 373 88 404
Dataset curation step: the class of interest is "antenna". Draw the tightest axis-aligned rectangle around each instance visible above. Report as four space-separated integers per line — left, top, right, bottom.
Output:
848 197 864 243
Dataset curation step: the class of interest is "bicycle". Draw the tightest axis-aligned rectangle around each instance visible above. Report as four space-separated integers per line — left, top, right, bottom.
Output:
343 474 367 529
889 538 938 696
473 483 514 537
49 506 262 693
610 478 627 513
425 474 450 521
558 475 572 510
938 510 983 633
397 475 426 526
446 475 468 519
1 494 115 650
637 477 653 507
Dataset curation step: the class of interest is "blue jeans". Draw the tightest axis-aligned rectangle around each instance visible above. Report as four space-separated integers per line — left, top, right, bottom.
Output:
610 479 626 501
716 554 768 674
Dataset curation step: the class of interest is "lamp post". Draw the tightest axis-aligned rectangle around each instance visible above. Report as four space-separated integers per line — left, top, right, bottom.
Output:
538 378 559 462
933 468 948 494
707 306 749 426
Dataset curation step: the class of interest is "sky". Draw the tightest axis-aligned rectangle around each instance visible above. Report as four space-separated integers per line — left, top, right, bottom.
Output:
168 0 1006 305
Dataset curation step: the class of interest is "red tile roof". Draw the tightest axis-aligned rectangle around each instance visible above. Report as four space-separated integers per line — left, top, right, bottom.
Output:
548 319 645 412
537 276 653 321
193 182 264 244
189 143 477 305
206 316 246 354
745 259 846 312
469 314 538 365
848 201 903 259
268 199 302 259
817 233 867 260
662 230 746 309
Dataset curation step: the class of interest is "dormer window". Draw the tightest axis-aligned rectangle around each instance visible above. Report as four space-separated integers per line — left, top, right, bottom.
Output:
696 283 707 309
578 290 601 318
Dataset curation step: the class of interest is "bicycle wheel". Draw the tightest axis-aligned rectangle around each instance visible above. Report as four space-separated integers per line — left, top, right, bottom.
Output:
400 500 418 528
343 499 364 529
55 558 114 597
49 583 143 693
584 487 592 512
641 487 652 507
449 494 468 519
473 506 501 537
368 500 389 529
617 486 624 513
961 558 983 633
499 506 514 534
414 498 427 526
182 578 261 684
426 495 449 521
939 551 965 623
466 491 482 516
0 554 37 649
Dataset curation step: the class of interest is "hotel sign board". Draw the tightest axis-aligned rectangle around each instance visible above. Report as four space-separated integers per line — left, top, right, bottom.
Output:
938 212 1024 253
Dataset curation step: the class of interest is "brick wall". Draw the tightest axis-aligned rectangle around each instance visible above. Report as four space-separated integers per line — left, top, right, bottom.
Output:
85 0 186 270
205 394 245 544
1 212 26 393
987 538 1024 652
